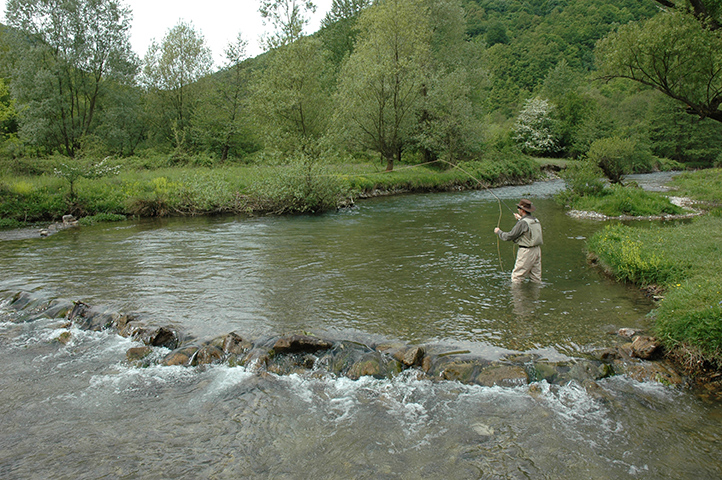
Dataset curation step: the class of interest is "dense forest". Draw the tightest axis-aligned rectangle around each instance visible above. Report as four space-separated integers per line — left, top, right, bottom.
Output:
0 0 721 170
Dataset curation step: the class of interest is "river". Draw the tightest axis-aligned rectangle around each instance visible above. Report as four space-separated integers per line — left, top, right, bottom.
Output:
1 174 720 479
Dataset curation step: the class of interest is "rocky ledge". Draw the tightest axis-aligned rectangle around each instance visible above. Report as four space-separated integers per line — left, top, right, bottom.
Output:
4 291 686 391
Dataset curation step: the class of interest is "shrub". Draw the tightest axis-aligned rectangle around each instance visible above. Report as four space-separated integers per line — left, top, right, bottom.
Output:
586 136 636 183
247 155 352 214
175 172 236 214
655 157 685 172
458 150 539 185
54 157 120 199
512 98 561 156
0 218 24 229
570 184 684 217
559 160 606 198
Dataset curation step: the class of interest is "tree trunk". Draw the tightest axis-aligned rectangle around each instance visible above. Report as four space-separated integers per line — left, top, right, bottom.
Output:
385 153 394 171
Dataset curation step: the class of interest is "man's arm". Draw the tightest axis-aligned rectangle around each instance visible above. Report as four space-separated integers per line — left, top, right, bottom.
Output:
496 219 528 242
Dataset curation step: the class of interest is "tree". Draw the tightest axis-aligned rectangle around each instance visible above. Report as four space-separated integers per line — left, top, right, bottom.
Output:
260 0 316 50
334 0 431 171
416 0 485 164
539 60 596 157
195 33 257 161
6 0 138 157
585 136 637 184
0 78 17 139
596 5 722 123
416 68 483 163
319 0 371 67
485 21 509 47
140 21 214 151
512 98 560 156
646 93 722 165
93 81 144 156
250 36 331 152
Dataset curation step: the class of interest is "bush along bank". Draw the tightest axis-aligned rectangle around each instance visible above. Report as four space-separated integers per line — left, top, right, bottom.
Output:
0 154 542 227
587 215 722 385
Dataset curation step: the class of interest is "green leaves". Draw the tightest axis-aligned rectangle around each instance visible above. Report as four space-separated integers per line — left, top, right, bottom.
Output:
596 10 722 122
249 36 331 151
6 0 138 157
334 0 431 170
260 0 317 50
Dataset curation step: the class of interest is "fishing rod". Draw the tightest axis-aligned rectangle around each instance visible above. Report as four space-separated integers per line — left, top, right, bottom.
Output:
433 160 518 270
330 158 519 270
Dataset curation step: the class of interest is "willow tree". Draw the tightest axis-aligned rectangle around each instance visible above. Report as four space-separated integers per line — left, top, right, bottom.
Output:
6 0 137 157
596 2 722 123
194 33 255 161
259 0 316 50
0 78 18 147
250 36 331 152
252 0 330 153
319 0 372 68
415 0 485 164
140 21 213 150
334 0 431 171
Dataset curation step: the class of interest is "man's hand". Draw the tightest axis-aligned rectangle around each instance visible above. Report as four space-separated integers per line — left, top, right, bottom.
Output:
494 227 500 234
514 213 521 220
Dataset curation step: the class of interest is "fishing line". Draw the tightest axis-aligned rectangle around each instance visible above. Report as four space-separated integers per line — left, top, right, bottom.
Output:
376 159 515 270
322 158 517 270
434 160 514 271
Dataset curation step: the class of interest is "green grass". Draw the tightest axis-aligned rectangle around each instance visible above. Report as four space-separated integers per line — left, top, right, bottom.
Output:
568 184 685 217
669 168 722 204
0 153 540 225
587 211 722 369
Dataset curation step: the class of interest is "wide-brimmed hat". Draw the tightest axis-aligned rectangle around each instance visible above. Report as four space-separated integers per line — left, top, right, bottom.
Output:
517 198 536 213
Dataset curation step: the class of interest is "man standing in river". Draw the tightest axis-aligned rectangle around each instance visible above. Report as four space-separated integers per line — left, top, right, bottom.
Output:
494 198 543 283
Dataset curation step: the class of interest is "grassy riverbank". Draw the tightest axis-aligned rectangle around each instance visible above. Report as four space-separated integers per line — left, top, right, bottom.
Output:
586 169 722 374
555 159 686 217
0 152 540 228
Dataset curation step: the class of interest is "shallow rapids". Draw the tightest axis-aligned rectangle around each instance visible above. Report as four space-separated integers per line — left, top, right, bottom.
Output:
1 175 721 479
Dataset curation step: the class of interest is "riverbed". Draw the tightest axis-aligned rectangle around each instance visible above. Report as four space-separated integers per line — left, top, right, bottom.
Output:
1 174 720 479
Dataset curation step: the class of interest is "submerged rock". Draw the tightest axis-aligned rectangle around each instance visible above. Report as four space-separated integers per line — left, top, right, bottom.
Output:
192 345 224 366
126 346 153 364
163 346 200 366
347 351 402 380
222 332 253 355
133 326 180 350
272 334 333 354
629 336 660 360
613 358 683 385
68 301 117 331
475 365 529 387
56 331 72 345
1 291 695 389
242 348 271 370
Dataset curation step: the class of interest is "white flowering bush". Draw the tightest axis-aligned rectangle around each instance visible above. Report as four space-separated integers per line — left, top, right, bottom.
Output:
512 98 560 156
54 157 121 199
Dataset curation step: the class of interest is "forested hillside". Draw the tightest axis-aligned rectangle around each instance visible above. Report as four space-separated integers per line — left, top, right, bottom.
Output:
0 0 721 169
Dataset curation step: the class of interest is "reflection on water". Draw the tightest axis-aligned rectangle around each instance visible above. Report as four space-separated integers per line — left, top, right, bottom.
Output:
0 180 653 359
1 175 720 479
510 281 541 319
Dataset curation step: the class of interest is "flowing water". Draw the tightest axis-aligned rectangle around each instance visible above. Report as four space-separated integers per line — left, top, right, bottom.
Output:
1 175 720 479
